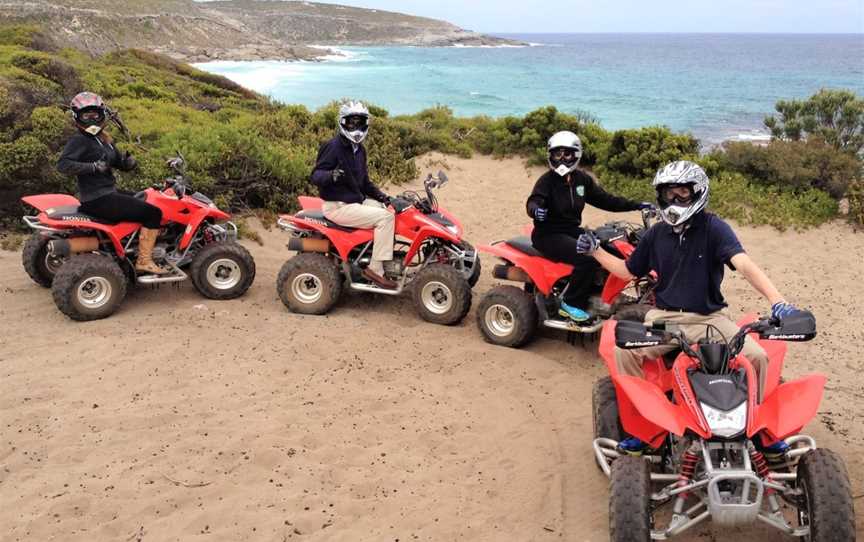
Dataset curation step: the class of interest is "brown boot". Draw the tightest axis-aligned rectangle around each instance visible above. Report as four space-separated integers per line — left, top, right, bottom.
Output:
135 227 168 275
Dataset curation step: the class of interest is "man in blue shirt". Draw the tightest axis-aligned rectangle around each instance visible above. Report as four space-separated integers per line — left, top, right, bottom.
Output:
577 161 803 458
311 101 396 289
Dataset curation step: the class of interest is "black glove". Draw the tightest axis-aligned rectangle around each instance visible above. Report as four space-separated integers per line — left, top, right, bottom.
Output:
637 202 655 211
331 168 344 182
123 151 137 171
93 160 109 173
533 207 548 222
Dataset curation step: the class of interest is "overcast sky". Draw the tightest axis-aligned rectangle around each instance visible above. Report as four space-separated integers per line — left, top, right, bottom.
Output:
310 0 864 33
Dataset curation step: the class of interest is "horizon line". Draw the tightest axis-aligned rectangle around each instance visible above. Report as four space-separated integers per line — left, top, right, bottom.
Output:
487 31 863 35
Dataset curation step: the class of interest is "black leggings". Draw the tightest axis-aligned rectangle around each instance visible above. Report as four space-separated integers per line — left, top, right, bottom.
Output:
531 229 599 308
80 192 162 229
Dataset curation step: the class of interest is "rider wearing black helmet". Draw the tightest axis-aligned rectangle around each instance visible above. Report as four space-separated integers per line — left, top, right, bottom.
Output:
57 92 166 275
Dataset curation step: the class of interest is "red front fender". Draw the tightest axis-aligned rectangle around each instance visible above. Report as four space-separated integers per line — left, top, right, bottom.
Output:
613 374 710 448
749 375 826 442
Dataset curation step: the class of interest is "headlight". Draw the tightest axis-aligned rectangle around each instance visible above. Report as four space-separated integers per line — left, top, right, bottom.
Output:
445 224 459 235
700 401 747 438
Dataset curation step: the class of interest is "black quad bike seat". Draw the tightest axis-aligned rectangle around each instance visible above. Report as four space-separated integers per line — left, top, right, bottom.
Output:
45 205 118 225
505 236 544 257
295 210 356 232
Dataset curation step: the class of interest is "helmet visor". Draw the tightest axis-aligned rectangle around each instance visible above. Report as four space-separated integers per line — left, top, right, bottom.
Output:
659 185 695 206
549 147 578 168
341 115 368 132
77 106 105 127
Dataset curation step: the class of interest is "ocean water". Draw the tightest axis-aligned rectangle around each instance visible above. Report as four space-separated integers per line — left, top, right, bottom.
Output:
195 33 864 145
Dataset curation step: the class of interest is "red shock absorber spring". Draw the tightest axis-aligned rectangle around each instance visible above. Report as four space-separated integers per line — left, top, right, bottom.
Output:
750 449 770 479
679 451 699 484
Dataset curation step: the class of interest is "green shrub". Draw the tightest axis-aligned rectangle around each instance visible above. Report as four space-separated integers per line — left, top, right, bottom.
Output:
764 88 864 155
598 126 700 177
713 139 860 198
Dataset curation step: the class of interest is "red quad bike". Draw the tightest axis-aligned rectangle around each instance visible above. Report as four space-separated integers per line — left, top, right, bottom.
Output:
592 312 856 541
475 208 657 348
20 156 256 321
275 171 480 324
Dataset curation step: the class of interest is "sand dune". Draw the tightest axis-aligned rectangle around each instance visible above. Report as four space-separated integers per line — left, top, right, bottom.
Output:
1 153 861 540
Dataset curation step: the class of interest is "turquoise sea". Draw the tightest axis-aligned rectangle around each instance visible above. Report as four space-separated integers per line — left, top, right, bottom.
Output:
195 33 864 145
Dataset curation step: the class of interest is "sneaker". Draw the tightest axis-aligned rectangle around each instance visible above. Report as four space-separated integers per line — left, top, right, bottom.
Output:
558 301 590 322
617 436 648 457
761 440 790 462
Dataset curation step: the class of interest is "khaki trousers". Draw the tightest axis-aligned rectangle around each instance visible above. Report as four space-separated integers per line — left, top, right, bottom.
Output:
615 308 769 401
322 199 394 269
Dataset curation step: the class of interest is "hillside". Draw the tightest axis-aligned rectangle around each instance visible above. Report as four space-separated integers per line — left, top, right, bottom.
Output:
0 0 521 62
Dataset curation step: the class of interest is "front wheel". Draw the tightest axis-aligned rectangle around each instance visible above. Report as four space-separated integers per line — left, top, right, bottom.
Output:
190 242 256 300
797 449 856 541
412 263 472 325
475 285 538 347
276 253 343 315
609 456 652 542
22 233 64 287
51 253 127 321
460 240 482 287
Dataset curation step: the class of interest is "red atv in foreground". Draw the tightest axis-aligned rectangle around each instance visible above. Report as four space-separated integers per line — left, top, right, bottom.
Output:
276 171 480 325
593 312 855 541
475 208 657 347
21 157 256 321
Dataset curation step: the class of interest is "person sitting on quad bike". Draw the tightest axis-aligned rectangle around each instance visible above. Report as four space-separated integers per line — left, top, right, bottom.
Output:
578 160 805 458
526 130 652 322
311 100 397 289
56 92 167 276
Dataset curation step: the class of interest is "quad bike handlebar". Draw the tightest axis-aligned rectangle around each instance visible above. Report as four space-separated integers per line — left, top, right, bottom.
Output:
399 170 449 214
615 310 816 374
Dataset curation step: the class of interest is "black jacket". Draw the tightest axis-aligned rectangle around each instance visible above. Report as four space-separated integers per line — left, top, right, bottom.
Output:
310 135 388 204
57 132 134 202
526 169 640 234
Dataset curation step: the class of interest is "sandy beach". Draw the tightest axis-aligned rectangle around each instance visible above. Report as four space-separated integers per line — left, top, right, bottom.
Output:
1 153 861 541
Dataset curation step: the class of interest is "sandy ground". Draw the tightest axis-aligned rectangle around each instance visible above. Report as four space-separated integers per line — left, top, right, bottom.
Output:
1 153 862 541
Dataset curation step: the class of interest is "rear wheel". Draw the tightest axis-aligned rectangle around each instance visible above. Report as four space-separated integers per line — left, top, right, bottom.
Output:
190 242 256 300
277 253 343 315
22 233 64 287
412 264 472 325
51 253 126 321
475 285 537 347
609 456 652 542
797 449 855 542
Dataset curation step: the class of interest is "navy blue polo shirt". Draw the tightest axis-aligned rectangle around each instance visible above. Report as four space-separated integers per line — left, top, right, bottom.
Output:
625 212 744 315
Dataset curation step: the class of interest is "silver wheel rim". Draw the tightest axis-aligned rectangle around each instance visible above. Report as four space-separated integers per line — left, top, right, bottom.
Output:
291 273 322 304
44 253 64 274
484 303 515 337
77 276 112 309
206 258 242 290
421 281 453 315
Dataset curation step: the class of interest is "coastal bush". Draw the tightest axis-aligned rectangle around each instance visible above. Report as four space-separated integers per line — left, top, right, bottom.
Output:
713 139 860 198
764 88 864 156
596 126 700 178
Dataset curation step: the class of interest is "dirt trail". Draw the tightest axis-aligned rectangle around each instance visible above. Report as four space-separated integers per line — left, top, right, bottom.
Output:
1 153 861 541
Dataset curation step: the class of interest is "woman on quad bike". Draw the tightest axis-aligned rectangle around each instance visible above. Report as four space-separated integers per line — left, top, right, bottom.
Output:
526 130 652 322
57 92 166 275
578 160 805 458
310 100 396 289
